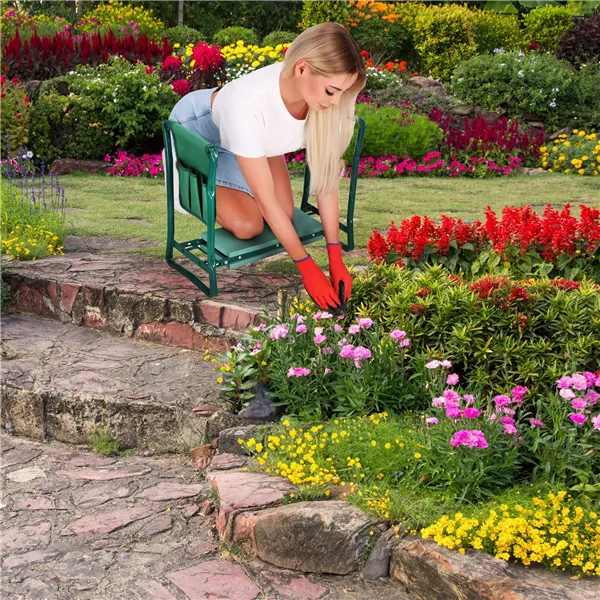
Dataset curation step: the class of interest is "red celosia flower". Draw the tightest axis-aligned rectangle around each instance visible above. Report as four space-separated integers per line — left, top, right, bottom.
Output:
11 77 20 84
550 279 580 291
170 78 191 97
145 66 156 74
416 288 431 297
191 42 223 71
162 56 182 70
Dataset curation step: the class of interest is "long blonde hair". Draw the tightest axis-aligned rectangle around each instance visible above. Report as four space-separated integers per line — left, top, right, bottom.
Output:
281 22 366 195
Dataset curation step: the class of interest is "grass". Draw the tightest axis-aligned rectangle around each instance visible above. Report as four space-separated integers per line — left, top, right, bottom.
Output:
60 172 599 273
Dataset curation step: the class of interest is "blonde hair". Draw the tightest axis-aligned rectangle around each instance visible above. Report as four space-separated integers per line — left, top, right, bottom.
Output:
281 22 366 195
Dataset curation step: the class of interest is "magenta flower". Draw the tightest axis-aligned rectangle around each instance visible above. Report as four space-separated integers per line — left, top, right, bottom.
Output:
348 324 361 335
446 407 462 419
253 324 266 332
529 418 545 429
450 429 488 449
571 398 587 410
312 312 333 320
314 334 327 344
556 375 573 389
585 390 599 405
398 338 410 348
391 329 406 340
287 367 311 378
503 423 518 435
334 324 343 332
494 395 511 407
425 417 438 425
296 324 307 334
570 413 587 425
447 374 459 386
357 318 373 329
353 346 372 361
440 360 452 368
443 390 460 403
592 415 600 430
340 344 355 359
432 397 445 408
464 394 475 405
325 368 332 374
570 373 588 390
322 347 334 355
426 360 440 369
464 408 481 419
560 388 576 400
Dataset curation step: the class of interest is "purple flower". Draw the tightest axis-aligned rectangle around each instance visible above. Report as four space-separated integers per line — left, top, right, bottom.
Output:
358 318 373 329
570 413 587 425
585 390 600 405
450 429 488 449
592 415 600 430
334 324 343 332
340 344 355 359
571 398 587 410
425 417 438 425
511 386 528 405
348 324 361 335
426 360 440 369
443 390 460 403
494 395 511 408
464 394 475 405
529 418 545 429
353 346 372 361
398 338 410 348
447 374 460 386
464 408 481 419
270 324 288 340
314 334 327 344
440 360 452 368
391 329 406 340
500 416 515 425
503 423 518 435
296 324 307 334
446 407 462 419
338 337 348 346
253 324 267 332
432 397 445 408
313 312 333 320
287 367 311 378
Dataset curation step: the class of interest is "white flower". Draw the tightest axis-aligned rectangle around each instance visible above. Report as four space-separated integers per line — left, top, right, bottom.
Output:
113 98 118 103
26 151 33 159
69 70 76 75
500 63 506 67
518 70 524 77
549 101 557 108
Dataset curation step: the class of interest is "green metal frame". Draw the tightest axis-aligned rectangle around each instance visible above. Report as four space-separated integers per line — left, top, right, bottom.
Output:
162 116 366 298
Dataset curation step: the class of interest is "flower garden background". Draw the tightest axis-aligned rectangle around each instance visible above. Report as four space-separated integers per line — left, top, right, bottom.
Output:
1 0 600 581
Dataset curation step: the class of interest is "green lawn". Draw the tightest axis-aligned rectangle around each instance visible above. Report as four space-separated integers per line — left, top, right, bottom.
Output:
60 172 599 272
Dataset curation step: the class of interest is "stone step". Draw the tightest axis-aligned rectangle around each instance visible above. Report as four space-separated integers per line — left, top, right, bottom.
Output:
1 314 231 453
1 252 300 352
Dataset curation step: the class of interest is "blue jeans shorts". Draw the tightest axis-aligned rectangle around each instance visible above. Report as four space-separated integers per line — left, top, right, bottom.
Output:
165 87 254 209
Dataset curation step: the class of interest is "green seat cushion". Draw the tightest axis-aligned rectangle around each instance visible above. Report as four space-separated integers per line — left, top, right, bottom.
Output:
200 208 323 260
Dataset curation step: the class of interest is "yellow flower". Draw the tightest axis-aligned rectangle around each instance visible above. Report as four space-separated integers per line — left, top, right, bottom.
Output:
217 377 223 383
371 440 377 447
414 452 422 459
173 43 180 48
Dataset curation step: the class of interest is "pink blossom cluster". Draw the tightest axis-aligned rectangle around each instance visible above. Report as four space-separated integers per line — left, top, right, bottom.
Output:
104 151 164 178
556 372 600 427
450 429 488 449
287 367 311 378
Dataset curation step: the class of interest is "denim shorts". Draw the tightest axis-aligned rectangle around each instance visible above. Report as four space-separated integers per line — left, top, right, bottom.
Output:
167 87 254 199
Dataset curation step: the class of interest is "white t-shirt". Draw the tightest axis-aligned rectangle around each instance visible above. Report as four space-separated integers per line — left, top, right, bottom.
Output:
211 62 307 159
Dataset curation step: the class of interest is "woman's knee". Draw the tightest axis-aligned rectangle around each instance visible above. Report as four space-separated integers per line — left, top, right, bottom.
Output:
231 217 264 240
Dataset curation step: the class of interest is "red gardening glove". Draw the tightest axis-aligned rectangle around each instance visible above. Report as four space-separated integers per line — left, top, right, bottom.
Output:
295 254 341 310
327 242 352 303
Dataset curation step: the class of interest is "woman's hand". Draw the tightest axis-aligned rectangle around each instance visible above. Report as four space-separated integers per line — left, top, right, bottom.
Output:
295 254 341 310
327 242 352 302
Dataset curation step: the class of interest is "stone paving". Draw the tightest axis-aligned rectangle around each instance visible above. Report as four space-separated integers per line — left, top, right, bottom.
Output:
1 434 413 600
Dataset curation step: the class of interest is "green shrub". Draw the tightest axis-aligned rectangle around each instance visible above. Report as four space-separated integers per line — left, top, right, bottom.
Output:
566 61 600 131
29 57 177 162
350 12 413 65
164 25 205 47
450 51 576 130
347 104 442 161
349 265 600 403
363 67 404 94
472 10 528 54
300 0 351 30
522 5 575 54
413 4 479 82
212 26 259 48
262 30 298 47
0 77 33 160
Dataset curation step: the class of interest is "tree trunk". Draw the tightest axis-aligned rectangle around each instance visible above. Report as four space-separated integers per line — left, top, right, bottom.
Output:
178 0 184 27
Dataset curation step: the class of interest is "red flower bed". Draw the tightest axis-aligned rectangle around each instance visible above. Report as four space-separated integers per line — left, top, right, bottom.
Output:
1 29 171 80
367 204 600 282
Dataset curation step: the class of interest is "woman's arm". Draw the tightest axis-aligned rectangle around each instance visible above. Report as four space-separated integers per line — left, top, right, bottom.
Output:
236 155 308 261
316 188 341 245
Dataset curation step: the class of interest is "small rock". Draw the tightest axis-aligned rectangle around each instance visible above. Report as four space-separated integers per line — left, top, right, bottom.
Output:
2 522 52 551
190 444 215 470
205 410 243 442
54 550 114 589
186 540 217 558
218 425 259 455
3 548 61 570
167 560 260 600
201 499 215 516
136 514 172 537
19 577 57 599
6 466 47 482
11 494 62 511
72 483 135 508
210 453 250 471
61 505 161 536
262 570 329 599
180 503 200 518
136 482 202 502
136 579 178 600
56 465 151 480
238 383 284 423
1 446 42 469
362 528 397 580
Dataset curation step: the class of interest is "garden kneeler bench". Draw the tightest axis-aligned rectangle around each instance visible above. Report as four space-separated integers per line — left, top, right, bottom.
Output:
161 116 366 298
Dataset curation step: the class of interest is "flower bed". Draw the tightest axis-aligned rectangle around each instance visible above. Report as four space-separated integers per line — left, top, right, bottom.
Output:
539 129 600 176
367 203 600 282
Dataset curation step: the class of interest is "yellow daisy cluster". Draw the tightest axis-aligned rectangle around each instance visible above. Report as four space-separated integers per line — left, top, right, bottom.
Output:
239 412 412 518
0 222 63 260
421 490 600 576
539 129 599 176
220 41 289 80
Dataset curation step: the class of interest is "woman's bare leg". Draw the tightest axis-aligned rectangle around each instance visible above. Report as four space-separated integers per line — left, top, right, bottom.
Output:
215 185 264 240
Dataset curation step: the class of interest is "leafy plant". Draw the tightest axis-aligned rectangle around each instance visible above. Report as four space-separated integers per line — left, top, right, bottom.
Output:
89 427 120 456
262 30 298 47
164 25 205 48
522 4 576 54
212 26 259 48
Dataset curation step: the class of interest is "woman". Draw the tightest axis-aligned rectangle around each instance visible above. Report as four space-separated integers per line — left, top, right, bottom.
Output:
168 22 366 310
